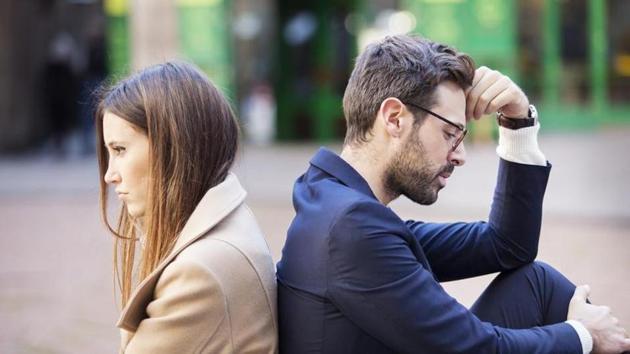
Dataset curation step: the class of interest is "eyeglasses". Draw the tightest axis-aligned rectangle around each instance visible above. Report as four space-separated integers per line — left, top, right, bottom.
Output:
403 101 467 152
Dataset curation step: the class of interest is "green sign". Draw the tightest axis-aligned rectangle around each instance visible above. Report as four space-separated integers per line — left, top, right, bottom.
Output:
176 0 233 94
104 0 130 76
403 0 516 76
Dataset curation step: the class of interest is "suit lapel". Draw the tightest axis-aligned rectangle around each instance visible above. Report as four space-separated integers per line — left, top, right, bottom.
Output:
116 173 247 331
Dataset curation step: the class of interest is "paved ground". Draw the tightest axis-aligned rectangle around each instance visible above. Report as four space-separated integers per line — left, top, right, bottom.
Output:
1 129 629 353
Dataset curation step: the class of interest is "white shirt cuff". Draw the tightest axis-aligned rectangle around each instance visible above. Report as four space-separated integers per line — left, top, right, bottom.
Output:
495 123 547 166
566 320 593 354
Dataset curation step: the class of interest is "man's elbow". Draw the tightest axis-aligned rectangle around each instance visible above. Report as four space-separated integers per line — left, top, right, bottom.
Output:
502 246 538 269
494 232 540 268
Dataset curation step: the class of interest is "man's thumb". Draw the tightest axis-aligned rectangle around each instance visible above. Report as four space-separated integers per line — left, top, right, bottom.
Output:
572 285 590 302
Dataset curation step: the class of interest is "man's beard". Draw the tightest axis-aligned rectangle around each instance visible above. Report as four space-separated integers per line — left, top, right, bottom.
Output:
384 132 453 205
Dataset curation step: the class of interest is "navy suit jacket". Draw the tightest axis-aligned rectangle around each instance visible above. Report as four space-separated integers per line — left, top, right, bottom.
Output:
276 148 582 353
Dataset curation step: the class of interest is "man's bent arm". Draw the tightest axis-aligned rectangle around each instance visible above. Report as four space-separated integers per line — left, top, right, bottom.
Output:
327 202 583 353
407 120 550 281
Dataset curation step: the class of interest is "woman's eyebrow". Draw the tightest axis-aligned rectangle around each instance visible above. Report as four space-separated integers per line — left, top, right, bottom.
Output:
106 140 125 148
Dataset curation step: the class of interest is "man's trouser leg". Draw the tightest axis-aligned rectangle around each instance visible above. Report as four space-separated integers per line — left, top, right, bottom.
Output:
470 261 576 328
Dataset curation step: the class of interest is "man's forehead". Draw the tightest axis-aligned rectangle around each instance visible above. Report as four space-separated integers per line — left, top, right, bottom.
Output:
432 83 467 125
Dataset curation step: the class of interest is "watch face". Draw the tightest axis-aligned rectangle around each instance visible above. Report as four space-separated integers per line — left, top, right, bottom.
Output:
528 104 538 119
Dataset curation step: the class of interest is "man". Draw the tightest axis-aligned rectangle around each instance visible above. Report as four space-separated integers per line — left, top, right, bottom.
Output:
276 35 630 353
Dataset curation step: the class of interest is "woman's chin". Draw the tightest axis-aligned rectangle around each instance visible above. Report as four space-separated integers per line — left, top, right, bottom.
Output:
126 205 145 219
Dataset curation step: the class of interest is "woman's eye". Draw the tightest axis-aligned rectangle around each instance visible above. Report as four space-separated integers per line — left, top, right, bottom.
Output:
113 146 126 154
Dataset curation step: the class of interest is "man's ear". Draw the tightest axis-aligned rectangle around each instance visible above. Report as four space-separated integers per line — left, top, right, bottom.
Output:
379 97 411 139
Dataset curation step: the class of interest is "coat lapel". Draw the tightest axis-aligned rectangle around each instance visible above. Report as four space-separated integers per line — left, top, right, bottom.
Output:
116 173 247 331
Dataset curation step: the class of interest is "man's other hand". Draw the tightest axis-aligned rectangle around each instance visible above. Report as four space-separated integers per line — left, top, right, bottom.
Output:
568 285 630 353
466 66 529 121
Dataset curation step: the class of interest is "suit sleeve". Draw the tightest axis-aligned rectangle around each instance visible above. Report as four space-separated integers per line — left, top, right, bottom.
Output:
123 259 230 354
406 159 552 281
326 201 581 354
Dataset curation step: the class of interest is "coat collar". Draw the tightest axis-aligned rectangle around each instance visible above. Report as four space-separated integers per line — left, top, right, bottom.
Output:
310 147 378 200
116 173 247 331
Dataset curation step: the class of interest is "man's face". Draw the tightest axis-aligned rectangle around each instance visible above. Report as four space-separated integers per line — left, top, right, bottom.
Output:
384 82 467 205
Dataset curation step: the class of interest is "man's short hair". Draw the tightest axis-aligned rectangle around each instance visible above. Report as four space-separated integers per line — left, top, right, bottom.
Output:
342 35 475 146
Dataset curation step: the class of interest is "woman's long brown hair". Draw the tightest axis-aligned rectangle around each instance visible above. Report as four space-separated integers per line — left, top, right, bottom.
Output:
95 61 239 306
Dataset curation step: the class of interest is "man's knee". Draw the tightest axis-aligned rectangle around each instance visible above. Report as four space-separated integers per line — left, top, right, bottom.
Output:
498 261 563 285
503 261 574 292
529 261 567 281
507 260 556 275
530 260 555 274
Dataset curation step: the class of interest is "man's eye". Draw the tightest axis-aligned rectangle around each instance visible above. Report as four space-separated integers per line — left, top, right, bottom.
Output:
445 131 457 140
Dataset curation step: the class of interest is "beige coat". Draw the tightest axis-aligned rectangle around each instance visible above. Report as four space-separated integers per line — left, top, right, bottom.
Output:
117 174 278 353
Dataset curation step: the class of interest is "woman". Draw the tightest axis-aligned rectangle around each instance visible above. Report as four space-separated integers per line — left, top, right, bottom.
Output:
96 61 278 353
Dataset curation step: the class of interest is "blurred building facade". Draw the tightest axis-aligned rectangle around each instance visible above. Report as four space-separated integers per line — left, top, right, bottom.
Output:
1 0 629 151
0 0 105 152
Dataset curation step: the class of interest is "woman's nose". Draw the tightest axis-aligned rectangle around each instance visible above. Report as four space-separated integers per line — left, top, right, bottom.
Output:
104 165 120 184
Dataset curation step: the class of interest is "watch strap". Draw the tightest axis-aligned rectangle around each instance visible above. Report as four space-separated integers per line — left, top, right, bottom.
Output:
497 105 537 130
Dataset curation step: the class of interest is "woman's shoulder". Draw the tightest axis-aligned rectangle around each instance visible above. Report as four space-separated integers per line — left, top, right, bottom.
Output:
173 203 274 282
199 203 272 261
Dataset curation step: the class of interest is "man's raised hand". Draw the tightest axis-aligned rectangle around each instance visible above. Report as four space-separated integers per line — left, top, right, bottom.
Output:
466 66 529 121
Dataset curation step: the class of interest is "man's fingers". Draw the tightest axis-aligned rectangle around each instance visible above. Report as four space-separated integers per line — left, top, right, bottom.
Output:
467 69 499 120
572 285 590 303
467 66 529 120
466 66 491 119
470 66 490 90
472 79 510 119
479 85 514 117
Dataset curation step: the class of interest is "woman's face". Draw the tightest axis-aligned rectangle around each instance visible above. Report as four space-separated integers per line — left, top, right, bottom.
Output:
102 111 150 218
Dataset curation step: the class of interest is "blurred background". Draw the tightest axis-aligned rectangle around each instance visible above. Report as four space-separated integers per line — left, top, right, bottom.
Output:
0 0 628 353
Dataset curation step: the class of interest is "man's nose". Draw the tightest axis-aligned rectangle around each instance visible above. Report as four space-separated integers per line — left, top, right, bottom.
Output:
449 143 466 167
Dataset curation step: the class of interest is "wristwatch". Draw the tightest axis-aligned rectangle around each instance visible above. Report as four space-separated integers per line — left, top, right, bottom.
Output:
496 104 538 130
